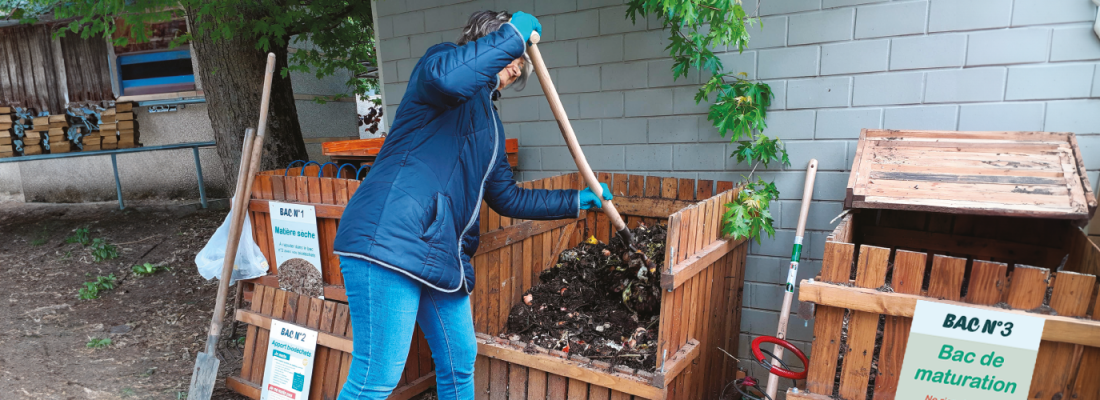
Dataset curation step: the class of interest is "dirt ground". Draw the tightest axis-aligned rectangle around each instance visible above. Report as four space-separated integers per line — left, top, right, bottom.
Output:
0 199 251 400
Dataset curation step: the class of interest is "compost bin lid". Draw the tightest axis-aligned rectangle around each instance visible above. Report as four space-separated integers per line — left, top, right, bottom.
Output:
846 129 1097 224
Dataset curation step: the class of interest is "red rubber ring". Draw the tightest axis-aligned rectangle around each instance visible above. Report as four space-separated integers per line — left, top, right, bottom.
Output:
751 336 809 380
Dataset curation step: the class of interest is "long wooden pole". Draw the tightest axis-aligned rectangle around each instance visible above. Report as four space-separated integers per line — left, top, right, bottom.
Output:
527 32 630 237
205 52 276 353
766 159 818 399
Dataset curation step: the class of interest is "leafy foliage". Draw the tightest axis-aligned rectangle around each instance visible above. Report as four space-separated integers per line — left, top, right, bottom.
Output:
86 337 113 349
627 0 790 241
722 178 780 244
66 227 91 246
9 0 378 100
78 274 117 300
90 238 118 263
132 262 168 277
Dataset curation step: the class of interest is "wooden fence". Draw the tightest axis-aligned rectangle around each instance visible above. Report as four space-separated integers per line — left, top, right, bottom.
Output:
789 209 1100 400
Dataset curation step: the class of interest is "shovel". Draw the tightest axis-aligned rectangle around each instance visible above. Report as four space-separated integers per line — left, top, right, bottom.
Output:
527 33 651 266
188 52 276 400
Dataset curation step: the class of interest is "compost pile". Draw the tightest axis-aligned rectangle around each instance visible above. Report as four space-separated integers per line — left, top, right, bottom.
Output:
504 224 667 371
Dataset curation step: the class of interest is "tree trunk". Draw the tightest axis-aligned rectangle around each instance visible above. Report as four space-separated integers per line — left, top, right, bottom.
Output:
186 5 308 190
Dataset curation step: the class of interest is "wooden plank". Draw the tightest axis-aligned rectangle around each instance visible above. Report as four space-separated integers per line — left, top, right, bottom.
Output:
475 356 491 400
549 374 569 400
965 260 1008 305
1006 265 1052 310
1028 271 1096 400
239 284 266 380
249 286 277 384
613 196 697 219
488 250 501 335
498 246 513 337
652 339 700 387
389 372 437 400
235 309 354 353
477 340 664 400
800 280 1100 347
529 368 549 400
323 304 350 400
227 376 262 399
568 379 588 400
821 241 855 283
805 306 844 396
509 364 529 400
475 217 576 256
872 250 928 399
490 359 508 400
926 255 967 301
309 301 337 400
660 236 745 290
838 245 891 400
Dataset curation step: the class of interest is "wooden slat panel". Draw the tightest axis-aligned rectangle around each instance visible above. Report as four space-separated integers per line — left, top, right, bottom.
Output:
548 374 568 400
510 365 529 400
873 250 927 399
475 356 491 400
568 379 588 400
926 255 966 301
838 245 891 400
1029 272 1096 400
799 281 1100 348
529 369 548 400
965 260 1008 305
490 359 508 400
806 241 855 395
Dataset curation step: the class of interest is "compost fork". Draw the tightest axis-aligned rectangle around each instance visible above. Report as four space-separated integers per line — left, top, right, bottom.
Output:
188 53 276 400
527 32 651 265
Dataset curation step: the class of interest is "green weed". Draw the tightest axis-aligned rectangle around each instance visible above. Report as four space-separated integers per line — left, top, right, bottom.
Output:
132 262 168 277
120 387 135 397
86 337 112 349
66 227 91 246
78 274 117 300
91 238 118 262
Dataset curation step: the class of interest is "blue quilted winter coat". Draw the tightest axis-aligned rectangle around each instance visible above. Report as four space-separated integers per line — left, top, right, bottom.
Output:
333 23 579 294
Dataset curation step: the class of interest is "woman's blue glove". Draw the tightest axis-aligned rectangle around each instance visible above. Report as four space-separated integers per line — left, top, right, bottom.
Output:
510 11 542 45
579 183 613 210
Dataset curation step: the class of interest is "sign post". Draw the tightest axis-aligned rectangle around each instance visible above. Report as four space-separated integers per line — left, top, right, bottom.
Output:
895 301 1046 400
260 319 319 400
268 201 323 271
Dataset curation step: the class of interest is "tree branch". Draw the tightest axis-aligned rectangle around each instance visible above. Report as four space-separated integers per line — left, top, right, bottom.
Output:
286 3 356 37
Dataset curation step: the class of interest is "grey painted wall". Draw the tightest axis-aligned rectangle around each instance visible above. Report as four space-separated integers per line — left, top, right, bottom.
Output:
376 0 1100 392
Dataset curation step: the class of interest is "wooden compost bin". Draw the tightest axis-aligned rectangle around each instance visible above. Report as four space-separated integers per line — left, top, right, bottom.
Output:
788 130 1100 400
468 172 749 400
227 168 750 400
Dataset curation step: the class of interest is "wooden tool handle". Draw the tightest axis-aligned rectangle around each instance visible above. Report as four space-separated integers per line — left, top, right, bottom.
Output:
528 33 628 233
766 159 819 399
205 53 277 354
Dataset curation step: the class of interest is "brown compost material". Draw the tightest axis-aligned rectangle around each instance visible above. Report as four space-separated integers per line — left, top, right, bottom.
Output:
504 224 667 372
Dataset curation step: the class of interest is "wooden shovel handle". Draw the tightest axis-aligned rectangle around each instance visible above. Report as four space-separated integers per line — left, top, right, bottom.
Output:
205 53 277 354
528 32 628 233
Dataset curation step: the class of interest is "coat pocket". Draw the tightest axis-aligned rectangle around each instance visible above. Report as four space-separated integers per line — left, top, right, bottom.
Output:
421 193 451 243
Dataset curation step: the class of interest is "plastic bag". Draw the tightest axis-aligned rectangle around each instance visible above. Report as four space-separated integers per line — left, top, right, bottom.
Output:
195 203 270 284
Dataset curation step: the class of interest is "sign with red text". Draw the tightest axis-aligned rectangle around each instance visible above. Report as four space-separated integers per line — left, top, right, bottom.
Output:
895 301 1045 400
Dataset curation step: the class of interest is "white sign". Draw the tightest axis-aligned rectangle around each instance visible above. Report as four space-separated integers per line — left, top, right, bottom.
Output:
260 319 319 400
895 301 1046 400
269 201 323 272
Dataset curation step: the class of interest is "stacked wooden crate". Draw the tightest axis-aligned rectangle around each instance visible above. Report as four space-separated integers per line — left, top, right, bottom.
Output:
0 107 13 157
99 102 138 150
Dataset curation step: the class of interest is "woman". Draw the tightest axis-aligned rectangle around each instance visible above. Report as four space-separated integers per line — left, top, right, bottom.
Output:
332 10 612 400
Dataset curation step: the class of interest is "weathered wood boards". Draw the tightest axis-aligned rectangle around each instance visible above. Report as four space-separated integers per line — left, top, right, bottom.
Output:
797 211 1100 400
846 129 1096 224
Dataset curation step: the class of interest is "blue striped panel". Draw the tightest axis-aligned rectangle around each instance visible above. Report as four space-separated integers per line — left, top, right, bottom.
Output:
118 50 192 65
120 75 196 89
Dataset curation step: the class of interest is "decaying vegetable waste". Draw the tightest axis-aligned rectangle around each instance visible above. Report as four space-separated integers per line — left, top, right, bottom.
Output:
505 224 667 371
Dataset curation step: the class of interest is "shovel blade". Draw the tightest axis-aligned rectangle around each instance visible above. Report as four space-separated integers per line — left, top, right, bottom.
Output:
188 351 220 400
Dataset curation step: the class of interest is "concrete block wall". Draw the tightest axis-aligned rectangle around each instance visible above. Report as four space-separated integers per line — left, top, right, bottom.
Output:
376 0 1100 391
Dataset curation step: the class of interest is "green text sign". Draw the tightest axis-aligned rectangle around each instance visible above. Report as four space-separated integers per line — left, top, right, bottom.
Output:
895 300 1045 400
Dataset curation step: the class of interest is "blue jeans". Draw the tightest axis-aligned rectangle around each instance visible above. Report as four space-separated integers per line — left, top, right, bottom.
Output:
337 256 476 400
